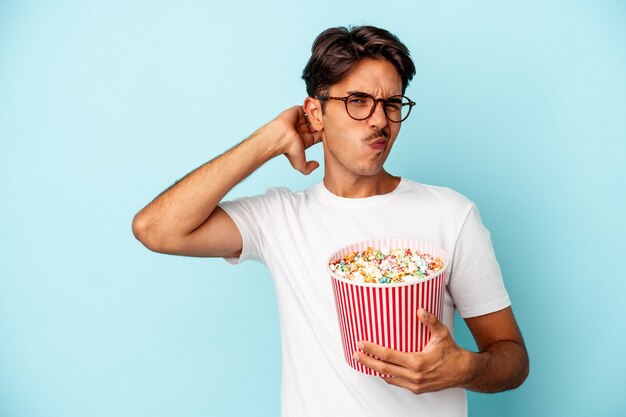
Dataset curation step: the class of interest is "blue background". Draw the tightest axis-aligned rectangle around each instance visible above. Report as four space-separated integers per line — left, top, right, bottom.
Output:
1 1 625 416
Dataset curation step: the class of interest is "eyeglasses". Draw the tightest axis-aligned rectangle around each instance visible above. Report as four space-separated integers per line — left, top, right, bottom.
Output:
315 92 416 123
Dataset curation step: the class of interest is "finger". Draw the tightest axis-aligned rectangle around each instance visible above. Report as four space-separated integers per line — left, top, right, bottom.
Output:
298 109 310 128
304 160 319 175
297 107 323 140
307 128 324 145
358 340 417 369
297 118 323 146
379 374 421 395
417 308 448 339
285 151 319 175
353 348 416 380
291 159 319 176
297 107 313 129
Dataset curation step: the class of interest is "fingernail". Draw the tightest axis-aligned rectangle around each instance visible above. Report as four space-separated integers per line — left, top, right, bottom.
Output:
353 352 359 361
357 341 364 350
421 309 429 318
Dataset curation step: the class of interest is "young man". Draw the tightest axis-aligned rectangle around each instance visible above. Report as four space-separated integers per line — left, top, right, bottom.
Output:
133 26 529 417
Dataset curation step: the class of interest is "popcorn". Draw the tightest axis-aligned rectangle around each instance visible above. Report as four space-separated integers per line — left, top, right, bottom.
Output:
329 247 444 284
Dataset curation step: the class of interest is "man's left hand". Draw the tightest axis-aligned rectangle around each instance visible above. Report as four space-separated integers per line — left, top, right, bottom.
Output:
353 308 473 395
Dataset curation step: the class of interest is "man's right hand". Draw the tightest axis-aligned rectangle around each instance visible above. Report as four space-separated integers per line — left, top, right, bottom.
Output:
132 104 324 258
272 105 324 175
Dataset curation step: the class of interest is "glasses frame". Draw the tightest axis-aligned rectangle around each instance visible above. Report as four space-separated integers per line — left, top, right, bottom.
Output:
315 92 416 122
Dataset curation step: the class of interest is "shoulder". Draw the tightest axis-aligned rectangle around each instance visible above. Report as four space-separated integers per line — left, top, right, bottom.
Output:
261 186 295 199
264 185 311 203
221 185 311 211
399 178 474 213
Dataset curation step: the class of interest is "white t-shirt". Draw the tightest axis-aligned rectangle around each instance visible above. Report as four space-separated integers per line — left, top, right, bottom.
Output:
219 177 510 417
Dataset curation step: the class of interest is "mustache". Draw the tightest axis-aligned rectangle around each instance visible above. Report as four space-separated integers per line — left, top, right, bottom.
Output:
365 131 389 142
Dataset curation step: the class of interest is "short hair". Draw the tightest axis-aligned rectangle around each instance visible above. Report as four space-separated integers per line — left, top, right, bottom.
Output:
302 25 416 111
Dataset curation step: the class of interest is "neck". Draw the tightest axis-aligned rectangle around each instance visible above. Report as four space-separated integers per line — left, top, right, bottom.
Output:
323 170 401 198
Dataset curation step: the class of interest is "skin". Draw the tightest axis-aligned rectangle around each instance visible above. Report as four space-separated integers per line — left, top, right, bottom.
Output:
354 307 529 394
302 58 403 198
132 57 529 394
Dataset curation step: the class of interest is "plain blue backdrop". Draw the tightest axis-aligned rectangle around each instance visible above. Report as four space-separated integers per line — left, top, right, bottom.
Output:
1 1 625 416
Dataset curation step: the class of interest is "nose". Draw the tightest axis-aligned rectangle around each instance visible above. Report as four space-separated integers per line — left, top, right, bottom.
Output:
368 99 388 129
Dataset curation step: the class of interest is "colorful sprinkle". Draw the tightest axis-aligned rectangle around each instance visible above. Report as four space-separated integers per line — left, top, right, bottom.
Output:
329 247 444 284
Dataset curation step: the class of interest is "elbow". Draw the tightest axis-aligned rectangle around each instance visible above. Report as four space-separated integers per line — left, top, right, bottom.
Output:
132 212 163 252
509 365 529 391
508 345 530 390
131 212 143 240
515 350 530 388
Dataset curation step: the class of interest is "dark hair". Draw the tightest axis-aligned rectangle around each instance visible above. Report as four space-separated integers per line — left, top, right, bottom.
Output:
302 25 416 110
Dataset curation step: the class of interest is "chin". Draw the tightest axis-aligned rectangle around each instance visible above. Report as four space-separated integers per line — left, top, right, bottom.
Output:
353 165 384 176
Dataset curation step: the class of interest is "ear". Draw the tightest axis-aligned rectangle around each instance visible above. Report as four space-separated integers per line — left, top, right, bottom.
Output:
303 97 324 131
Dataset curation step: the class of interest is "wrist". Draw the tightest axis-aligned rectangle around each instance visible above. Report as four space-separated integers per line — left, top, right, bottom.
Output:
248 120 290 160
460 349 486 390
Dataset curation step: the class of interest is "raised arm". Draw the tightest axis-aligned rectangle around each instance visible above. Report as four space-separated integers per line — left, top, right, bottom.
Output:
131 105 322 257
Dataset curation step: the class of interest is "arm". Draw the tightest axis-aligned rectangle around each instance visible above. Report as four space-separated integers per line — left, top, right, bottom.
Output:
462 306 529 392
131 105 322 257
354 307 529 394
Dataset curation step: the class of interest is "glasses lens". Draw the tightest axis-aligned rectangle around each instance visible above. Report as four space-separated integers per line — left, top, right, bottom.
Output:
345 94 375 120
384 96 412 122
345 94 412 122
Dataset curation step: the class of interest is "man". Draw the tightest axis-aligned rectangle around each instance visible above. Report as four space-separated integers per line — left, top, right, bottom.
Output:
132 25 529 417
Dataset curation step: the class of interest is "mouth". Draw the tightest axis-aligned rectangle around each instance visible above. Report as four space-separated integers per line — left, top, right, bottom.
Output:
369 138 388 151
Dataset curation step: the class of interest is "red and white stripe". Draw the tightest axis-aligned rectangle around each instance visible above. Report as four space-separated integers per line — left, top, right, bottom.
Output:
328 238 449 376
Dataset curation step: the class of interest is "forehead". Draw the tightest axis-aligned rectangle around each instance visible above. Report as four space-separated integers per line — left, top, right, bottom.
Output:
329 58 403 96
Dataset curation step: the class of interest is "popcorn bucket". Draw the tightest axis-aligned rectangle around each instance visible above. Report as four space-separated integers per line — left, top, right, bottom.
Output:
327 238 449 376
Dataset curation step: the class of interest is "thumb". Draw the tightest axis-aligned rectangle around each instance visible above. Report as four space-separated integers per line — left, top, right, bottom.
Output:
286 155 320 175
418 308 447 339
286 150 319 175
304 160 320 175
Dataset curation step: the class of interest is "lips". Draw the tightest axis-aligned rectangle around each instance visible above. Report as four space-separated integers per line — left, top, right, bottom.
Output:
369 139 387 150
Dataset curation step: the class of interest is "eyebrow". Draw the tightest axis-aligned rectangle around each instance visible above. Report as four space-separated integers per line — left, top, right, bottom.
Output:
346 90 403 97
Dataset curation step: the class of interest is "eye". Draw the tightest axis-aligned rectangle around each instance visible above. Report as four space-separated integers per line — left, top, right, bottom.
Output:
348 95 369 104
385 99 402 111
349 93 373 101
386 96 409 112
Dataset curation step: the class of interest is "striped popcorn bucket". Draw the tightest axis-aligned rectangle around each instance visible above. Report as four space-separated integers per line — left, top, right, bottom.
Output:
327 238 449 376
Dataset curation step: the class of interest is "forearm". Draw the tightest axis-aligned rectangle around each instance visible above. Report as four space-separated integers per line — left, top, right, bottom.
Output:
132 122 286 247
462 340 529 393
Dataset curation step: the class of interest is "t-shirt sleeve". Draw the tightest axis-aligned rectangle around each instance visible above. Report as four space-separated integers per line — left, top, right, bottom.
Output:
448 203 511 318
217 188 286 265
218 200 262 265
